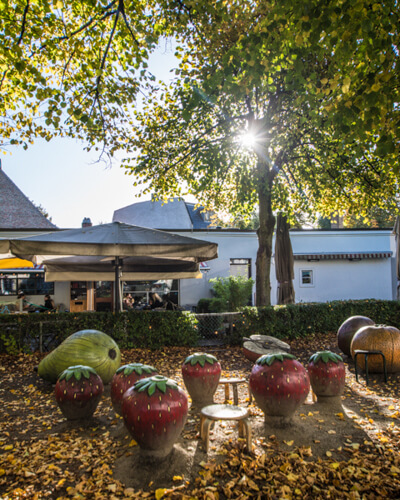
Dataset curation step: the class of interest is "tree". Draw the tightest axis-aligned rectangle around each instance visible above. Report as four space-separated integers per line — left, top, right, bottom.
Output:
126 0 399 305
2 1 399 305
0 0 163 157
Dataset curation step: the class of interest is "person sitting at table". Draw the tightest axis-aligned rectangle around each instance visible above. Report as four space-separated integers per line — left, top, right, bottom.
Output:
149 292 163 309
17 291 30 312
43 294 56 312
123 294 133 310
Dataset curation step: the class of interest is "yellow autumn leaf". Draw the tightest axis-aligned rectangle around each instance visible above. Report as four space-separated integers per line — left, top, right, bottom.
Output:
284 440 294 446
3 445 13 451
129 439 138 447
330 463 340 469
155 488 167 500
56 479 66 487
172 475 182 481
326 451 332 457
0 469 5 476
286 472 299 481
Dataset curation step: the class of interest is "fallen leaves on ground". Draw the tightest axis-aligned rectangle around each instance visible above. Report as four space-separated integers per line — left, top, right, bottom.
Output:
0 332 399 499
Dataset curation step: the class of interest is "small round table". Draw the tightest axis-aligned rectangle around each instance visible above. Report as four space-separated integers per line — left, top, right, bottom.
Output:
218 378 252 405
200 404 252 453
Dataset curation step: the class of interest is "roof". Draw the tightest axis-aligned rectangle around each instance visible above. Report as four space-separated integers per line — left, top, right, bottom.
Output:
0 165 57 229
113 198 194 229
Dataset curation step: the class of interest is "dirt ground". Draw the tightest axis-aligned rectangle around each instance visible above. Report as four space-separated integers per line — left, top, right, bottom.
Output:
1 332 399 499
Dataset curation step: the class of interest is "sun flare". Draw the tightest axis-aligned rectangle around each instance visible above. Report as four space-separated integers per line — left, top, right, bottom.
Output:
238 131 257 149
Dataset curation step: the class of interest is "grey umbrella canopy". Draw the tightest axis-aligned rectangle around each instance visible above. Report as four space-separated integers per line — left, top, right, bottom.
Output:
393 216 400 298
274 213 295 305
0 221 218 311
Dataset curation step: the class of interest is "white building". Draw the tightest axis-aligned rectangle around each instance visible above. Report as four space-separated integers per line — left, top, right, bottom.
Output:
113 199 398 309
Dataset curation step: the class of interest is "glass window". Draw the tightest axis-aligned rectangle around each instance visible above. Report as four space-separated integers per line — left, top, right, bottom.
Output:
122 280 179 306
230 258 251 279
0 272 54 296
300 269 314 287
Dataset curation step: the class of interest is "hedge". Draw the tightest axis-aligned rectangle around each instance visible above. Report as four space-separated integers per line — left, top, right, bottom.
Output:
231 299 400 344
1 299 400 354
0 310 199 354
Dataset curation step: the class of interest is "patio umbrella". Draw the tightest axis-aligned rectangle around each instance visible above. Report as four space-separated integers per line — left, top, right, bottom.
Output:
393 216 400 298
274 213 295 305
0 221 218 311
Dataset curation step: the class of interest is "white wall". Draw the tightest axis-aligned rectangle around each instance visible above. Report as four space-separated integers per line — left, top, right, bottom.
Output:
177 229 395 309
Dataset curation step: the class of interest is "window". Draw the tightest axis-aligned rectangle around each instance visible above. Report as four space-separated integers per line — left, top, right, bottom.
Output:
0 272 54 296
230 258 252 279
122 280 179 306
300 269 314 287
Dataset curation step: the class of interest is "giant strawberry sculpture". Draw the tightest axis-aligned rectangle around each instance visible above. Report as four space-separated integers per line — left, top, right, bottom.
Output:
307 351 345 401
55 365 104 420
249 353 310 425
181 352 221 408
111 363 157 416
122 375 188 459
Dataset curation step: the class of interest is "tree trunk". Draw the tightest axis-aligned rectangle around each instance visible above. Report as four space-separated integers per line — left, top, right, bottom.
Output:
255 161 276 306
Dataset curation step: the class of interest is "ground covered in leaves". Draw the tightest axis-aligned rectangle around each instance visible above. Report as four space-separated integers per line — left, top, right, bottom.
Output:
1 332 400 499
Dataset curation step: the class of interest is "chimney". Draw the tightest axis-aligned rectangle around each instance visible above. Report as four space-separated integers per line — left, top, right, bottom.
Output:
82 217 92 227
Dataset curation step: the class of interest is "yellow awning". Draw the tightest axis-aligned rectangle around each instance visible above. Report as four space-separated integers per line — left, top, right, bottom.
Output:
0 258 34 269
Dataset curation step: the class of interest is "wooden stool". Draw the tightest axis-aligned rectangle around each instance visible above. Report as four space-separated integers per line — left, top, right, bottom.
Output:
200 404 252 453
354 349 388 385
218 378 252 405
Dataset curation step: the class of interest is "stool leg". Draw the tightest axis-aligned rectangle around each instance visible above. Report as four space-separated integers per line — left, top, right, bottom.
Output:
202 418 213 453
232 384 239 406
365 353 369 385
354 353 360 383
382 354 388 383
242 419 252 451
238 420 244 438
200 415 206 439
224 384 230 402
248 383 252 404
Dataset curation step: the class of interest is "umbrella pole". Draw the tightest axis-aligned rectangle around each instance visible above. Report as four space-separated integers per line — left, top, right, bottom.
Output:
114 257 123 313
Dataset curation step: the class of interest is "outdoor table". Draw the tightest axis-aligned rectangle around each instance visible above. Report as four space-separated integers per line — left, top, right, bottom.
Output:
218 378 252 405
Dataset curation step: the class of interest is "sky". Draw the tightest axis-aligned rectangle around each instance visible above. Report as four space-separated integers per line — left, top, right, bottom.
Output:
1 43 178 229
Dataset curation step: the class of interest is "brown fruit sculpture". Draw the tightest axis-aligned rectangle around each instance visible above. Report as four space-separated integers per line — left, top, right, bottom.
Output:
337 316 375 356
307 351 345 400
350 325 400 373
181 353 221 408
55 365 104 420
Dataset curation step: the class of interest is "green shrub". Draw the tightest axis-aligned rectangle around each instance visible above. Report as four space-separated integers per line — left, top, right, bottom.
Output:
230 299 400 344
203 275 254 312
0 310 198 354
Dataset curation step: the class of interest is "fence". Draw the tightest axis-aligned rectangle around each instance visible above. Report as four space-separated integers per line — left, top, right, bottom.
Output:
195 312 243 346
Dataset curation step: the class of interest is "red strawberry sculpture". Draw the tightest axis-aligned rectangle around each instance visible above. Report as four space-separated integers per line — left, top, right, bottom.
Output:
249 353 310 425
122 375 188 459
111 363 157 416
307 351 345 401
181 352 221 408
55 365 104 420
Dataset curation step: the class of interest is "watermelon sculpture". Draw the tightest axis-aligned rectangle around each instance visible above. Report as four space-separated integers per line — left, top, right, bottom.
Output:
37 330 121 384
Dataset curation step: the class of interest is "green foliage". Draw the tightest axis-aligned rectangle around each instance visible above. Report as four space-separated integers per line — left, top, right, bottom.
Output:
207 276 254 312
230 299 400 345
0 310 199 354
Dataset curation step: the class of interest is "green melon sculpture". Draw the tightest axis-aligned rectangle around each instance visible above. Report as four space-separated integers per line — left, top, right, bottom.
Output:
37 330 121 384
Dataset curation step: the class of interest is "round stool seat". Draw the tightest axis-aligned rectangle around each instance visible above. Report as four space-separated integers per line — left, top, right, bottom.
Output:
201 404 249 420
